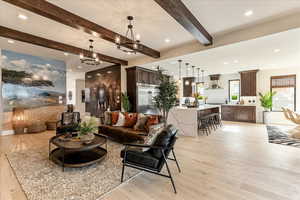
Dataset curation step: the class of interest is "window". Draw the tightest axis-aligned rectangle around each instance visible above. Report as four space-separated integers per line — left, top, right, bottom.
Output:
271 75 296 111
229 79 240 102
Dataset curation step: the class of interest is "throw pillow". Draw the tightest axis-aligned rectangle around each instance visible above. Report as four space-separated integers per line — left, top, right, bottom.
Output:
142 124 164 151
145 115 159 132
133 113 148 131
104 111 112 125
111 111 119 125
113 112 125 126
124 113 138 128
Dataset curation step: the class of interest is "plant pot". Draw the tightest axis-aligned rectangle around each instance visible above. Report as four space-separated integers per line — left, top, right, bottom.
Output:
263 111 272 124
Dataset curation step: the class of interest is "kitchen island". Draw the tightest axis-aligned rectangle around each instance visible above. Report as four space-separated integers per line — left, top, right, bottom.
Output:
167 105 220 137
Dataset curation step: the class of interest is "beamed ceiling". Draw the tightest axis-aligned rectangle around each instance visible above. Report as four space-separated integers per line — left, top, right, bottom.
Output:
1 0 300 72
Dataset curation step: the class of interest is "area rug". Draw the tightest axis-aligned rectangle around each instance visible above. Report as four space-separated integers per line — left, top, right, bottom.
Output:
6 141 140 200
266 125 300 148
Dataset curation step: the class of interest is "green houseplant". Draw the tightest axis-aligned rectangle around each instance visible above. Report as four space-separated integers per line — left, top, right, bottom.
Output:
259 91 276 124
259 91 276 111
77 117 98 142
121 92 131 112
154 71 178 126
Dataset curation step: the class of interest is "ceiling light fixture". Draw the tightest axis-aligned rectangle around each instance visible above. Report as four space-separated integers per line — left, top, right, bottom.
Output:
80 39 101 66
178 60 182 82
115 16 141 54
244 10 253 17
274 49 280 53
165 38 170 43
7 40 14 44
18 14 28 20
223 62 229 65
192 66 196 86
64 52 69 56
185 63 190 86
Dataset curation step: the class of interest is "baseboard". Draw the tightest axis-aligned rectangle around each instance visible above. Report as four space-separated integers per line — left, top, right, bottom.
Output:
1 130 15 136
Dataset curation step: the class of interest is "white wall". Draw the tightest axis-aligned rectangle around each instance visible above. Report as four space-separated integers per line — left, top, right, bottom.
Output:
66 70 85 113
257 67 300 124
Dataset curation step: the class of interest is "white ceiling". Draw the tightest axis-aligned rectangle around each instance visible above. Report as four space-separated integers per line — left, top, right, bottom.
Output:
141 28 300 77
1 0 300 71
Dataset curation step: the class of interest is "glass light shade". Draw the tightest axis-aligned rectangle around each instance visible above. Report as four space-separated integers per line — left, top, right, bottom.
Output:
92 52 97 58
79 53 84 59
115 36 121 44
185 80 190 85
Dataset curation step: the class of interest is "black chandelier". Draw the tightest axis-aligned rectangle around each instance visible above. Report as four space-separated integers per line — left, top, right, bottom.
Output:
80 39 101 66
115 16 140 54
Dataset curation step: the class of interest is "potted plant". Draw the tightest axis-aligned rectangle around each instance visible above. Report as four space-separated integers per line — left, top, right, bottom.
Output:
77 117 98 143
154 71 178 126
121 92 131 112
259 91 276 124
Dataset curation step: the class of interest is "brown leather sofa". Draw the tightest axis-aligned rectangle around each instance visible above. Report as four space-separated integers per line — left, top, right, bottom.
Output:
99 123 164 143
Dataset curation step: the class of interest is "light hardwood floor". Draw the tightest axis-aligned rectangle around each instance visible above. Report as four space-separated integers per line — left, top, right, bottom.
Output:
1 122 300 200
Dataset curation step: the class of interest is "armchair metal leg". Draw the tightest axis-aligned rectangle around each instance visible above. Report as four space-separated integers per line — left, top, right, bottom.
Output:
121 163 125 182
172 149 181 173
165 159 177 194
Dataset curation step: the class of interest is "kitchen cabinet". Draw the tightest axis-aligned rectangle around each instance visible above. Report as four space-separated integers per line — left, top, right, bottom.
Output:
221 105 256 123
240 70 258 96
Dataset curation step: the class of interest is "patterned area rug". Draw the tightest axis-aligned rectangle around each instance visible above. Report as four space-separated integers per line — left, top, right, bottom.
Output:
266 125 300 148
6 141 139 200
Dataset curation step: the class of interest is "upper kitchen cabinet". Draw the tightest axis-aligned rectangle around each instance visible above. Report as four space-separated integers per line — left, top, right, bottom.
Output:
240 70 259 96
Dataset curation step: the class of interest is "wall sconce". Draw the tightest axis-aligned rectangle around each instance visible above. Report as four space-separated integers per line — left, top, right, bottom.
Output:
12 107 26 134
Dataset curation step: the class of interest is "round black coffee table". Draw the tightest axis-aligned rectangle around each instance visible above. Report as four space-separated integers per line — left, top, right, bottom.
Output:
49 134 107 171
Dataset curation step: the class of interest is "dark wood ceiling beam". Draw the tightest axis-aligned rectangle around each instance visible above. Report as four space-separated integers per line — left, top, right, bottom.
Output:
0 26 128 66
154 0 213 45
2 0 160 58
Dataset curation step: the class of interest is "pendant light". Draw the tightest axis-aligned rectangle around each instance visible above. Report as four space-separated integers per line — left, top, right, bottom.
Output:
178 60 182 83
191 66 196 86
185 63 190 86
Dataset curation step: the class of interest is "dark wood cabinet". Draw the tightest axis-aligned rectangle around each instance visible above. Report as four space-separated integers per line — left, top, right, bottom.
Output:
183 77 195 97
221 105 256 123
240 70 258 96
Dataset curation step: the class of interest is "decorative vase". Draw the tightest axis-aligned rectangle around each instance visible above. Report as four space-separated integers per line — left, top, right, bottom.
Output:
79 132 95 143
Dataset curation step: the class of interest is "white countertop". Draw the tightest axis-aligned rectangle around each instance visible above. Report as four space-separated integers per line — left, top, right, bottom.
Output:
174 105 220 111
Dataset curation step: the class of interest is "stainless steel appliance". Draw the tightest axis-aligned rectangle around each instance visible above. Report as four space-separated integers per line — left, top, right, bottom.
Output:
137 83 160 114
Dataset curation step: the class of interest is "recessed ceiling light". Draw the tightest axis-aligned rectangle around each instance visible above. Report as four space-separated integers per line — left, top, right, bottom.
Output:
107 71 112 74
7 40 14 44
64 52 69 56
165 38 170 43
18 14 28 20
136 34 141 40
92 32 98 37
234 60 239 63
244 10 253 17
78 66 82 69
223 62 229 65
97 73 101 76
274 49 280 53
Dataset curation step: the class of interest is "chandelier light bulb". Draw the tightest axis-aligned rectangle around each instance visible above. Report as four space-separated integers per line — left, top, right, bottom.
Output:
93 52 97 58
115 35 121 44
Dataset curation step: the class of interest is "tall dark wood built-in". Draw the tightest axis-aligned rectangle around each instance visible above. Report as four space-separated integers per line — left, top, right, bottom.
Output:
240 70 258 96
126 67 162 112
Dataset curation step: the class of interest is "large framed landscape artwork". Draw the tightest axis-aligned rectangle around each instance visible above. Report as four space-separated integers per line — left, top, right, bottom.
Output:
1 49 66 131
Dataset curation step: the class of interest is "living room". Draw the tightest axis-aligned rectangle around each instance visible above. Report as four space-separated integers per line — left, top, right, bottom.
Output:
1 1 300 200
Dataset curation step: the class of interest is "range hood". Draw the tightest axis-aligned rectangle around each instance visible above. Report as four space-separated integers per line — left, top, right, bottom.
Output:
206 74 223 89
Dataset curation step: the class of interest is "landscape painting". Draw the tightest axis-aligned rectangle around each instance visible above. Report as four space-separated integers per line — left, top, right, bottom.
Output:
1 49 66 112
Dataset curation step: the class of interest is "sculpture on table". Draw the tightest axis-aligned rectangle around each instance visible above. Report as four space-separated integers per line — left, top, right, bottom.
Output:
282 107 300 139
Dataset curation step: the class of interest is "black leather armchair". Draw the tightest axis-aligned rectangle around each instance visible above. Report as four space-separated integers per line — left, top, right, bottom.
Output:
120 124 181 193
56 111 81 135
